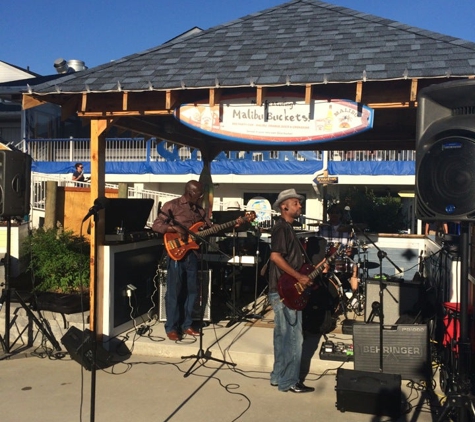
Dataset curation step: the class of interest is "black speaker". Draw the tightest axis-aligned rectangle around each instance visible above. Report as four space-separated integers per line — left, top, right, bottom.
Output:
365 279 420 325
0 150 32 217
61 326 114 371
335 368 402 418
416 79 475 221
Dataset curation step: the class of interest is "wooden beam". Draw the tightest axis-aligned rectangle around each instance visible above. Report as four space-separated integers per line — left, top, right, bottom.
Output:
89 118 112 334
367 102 417 109
209 88 222 107
22 95 46 110
305 84 313 104
166 90 180 110
123 91 128 111
356 81 363 103
410 79 418 103
256 86 266 106
81 93 87 113
78 109 173 117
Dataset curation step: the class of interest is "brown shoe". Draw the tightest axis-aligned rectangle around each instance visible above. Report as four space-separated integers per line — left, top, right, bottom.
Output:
167 330 181 341
184 328 200 336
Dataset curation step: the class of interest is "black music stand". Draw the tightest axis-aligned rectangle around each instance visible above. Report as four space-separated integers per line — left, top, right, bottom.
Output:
182 241 236 377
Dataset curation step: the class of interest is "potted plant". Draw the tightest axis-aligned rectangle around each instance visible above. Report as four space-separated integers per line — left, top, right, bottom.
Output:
22 225 91 313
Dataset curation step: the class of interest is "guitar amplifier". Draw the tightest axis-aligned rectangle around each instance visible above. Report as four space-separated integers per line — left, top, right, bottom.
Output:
365 278 421 324
353 323 430 381
336 368 402 418
159 270 212 322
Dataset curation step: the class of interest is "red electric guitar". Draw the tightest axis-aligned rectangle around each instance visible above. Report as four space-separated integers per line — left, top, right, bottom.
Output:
164 211 256 261
277 243 341 310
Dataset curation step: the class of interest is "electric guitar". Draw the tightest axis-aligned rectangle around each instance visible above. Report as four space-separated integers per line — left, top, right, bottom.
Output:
164 211 256 261
277 243 341 310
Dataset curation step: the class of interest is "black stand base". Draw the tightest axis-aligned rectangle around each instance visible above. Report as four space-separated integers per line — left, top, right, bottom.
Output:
225 302 261 328
436 393 475 422
181 346 236 378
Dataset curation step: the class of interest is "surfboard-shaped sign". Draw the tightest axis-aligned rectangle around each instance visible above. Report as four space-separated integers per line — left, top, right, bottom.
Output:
175 95 373 146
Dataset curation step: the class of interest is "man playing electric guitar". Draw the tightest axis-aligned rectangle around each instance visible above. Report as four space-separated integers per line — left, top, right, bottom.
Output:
268 188 318 394
152 179 243 341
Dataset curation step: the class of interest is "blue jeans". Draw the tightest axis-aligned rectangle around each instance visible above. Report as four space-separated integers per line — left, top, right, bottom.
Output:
164 253 198 333
268 292 303 391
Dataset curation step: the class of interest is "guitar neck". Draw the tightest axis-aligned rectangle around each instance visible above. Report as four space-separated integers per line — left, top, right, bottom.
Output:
197 219 239 237
307 244 340 280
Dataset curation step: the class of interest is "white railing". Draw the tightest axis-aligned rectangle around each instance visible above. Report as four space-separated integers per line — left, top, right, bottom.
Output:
23 138 415 163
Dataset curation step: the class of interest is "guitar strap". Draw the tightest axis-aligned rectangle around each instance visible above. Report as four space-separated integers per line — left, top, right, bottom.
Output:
295 231 313 266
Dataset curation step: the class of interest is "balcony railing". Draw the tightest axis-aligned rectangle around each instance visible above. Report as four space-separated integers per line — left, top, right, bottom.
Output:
21 138 416 163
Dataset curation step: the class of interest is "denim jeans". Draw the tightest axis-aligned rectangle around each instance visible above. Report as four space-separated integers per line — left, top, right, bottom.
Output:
268 292 303 391
164 253 198 333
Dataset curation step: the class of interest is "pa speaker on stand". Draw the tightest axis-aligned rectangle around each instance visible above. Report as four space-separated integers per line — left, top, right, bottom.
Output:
0 150 32 218
416 79 475 421
416 79 475 221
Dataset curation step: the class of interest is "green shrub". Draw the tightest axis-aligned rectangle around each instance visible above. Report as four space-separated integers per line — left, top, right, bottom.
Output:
23 227 90 293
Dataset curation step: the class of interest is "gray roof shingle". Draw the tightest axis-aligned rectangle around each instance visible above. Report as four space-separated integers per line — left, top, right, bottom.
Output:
30 0 475 94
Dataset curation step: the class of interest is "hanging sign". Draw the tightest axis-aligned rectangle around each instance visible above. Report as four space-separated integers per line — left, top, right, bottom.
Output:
175 95 373 146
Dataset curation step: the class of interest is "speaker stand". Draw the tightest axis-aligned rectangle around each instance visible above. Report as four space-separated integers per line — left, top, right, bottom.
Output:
0 219 61 359
436 221 475 422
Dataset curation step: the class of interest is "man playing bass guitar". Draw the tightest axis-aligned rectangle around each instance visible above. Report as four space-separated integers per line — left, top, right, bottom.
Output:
152 179 243 341
268 188 320 393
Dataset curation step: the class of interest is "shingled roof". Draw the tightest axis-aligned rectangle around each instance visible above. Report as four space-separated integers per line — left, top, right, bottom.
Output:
29 0 475 95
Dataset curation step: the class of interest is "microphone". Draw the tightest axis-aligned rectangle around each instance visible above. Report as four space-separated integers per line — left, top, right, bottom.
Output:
82 196 109 222
166 209 174 224
344 205 352 225
157 201 162 211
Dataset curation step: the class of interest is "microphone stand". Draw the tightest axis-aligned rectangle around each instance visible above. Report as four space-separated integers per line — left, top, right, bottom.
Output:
156 208 235 376
82 205 102 422
351 225 403 373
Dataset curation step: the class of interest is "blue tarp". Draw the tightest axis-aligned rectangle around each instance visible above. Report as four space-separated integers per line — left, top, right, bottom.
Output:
32 160 414 176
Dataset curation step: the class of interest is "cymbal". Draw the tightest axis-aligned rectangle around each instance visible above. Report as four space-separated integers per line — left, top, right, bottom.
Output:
361 261 380 269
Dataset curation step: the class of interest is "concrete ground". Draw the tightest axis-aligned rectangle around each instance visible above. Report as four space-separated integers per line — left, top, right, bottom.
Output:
0 304 446 422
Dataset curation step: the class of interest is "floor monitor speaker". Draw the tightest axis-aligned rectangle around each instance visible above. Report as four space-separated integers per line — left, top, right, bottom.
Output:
336 368 402 418
61 326 114 371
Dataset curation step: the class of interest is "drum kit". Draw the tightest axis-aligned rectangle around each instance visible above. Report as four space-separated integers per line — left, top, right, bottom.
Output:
301 221 380 334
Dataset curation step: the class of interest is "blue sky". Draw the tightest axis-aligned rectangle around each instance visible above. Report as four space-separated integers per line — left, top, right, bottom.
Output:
2 0 475 76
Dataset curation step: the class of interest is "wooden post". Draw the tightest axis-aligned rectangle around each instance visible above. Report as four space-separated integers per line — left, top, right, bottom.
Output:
89 118 109 333
118 183 128 198
44 181 57 229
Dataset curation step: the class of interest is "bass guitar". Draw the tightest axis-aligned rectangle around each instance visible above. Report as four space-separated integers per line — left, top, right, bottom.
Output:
164 211 256 261
277 243 341 310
